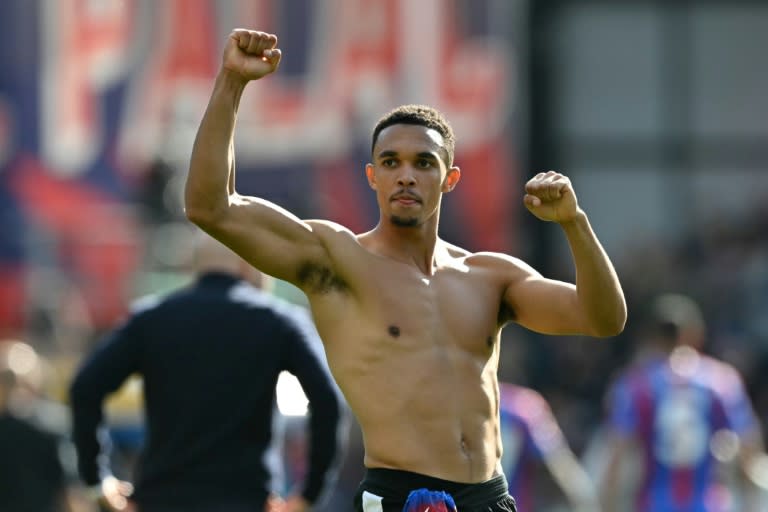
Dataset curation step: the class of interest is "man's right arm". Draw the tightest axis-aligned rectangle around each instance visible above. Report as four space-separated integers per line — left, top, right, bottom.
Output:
185 29 330 285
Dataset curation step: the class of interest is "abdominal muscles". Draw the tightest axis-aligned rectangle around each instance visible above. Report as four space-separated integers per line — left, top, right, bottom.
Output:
338 338 500 483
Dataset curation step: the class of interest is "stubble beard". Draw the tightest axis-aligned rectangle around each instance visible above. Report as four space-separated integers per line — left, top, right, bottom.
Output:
390 215 419 227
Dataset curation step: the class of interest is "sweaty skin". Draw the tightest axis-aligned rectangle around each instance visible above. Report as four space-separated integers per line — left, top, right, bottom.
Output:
185 29 626 485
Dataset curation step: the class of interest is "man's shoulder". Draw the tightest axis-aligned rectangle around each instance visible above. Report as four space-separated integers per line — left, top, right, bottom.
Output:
461 249 532 274
306 219 357 239
127 282 196 316
462 248 524 262
697 354 746 397
128 293 164 314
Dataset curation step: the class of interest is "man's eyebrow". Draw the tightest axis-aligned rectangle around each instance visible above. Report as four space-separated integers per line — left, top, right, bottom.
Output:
377 150 397 159
377 150 439 160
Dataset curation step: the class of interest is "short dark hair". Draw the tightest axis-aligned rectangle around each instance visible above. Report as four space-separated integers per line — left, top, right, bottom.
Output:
371 104 456 167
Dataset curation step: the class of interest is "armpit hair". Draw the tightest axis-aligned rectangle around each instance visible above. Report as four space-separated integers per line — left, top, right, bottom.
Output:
498 302 516 326
297 261 348 294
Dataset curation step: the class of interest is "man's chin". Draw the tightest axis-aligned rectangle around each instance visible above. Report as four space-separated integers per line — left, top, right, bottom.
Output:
390 215 419 227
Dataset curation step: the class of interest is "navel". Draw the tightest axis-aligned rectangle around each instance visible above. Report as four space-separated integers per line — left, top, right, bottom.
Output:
388 325 401 338
486 336 494 348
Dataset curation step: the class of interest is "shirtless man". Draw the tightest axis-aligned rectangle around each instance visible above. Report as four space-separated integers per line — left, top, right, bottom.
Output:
185 29 627 512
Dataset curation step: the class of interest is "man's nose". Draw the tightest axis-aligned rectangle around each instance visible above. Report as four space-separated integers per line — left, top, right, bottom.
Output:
397 166 416 186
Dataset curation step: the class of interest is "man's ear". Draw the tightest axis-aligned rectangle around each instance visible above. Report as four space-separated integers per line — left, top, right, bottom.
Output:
365 163 377 189
443 166 461 192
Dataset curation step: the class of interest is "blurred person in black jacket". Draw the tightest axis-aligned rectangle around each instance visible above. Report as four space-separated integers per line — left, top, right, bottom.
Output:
0 340 74 512
69 232 348 512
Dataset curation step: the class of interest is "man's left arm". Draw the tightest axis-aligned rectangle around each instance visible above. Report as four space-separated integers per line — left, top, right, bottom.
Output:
558 210 626 336
505 171 626 337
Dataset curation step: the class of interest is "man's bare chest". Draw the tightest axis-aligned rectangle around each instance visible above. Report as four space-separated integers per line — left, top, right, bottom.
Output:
358 265 503 345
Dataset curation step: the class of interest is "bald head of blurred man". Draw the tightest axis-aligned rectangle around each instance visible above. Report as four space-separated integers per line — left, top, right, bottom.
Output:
191 230 273 292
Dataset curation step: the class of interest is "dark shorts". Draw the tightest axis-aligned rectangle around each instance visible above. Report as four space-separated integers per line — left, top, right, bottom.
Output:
353 468 517 512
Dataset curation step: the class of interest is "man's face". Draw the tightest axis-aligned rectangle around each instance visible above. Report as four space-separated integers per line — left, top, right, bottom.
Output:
366 124 459 227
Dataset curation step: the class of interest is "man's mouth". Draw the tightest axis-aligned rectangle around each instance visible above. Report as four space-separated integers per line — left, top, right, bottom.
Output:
392 194 421 205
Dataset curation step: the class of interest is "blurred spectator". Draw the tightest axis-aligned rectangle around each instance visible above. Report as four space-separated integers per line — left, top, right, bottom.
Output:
498 381 600 512
136 159 178 225
69 232 348 512
0 340 75 512
595 293 768 512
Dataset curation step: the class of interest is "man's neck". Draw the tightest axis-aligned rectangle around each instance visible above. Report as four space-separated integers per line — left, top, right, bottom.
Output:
365 223 441 275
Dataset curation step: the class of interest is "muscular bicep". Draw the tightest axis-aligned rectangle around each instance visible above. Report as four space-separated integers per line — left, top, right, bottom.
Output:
502 260 588 335
197 193 334 285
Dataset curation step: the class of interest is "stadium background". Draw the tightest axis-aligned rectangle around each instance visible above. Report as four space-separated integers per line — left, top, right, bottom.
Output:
0 0 767 510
